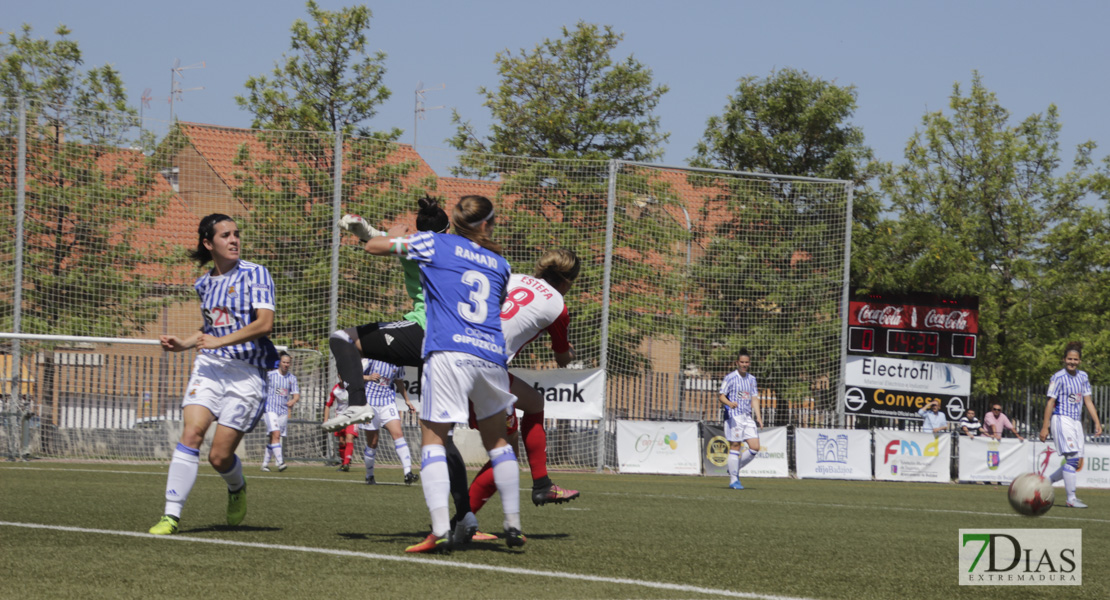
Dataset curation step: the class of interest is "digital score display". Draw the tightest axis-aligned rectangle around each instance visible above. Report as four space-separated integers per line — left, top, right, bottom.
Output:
848 327 977 359
887 329 939 356
848 292 979 361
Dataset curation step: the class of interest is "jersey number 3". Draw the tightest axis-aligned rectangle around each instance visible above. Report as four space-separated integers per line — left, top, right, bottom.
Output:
457 270 491 323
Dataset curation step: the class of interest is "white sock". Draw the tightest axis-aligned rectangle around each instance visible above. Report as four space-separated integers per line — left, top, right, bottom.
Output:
738 448 758 470
273 443 283 466
419 445 451 537
363 447 377 477
394 436 412 474
727 450 740 483
164 443 200 518
261 445 271 468
489 445 521 531
1063 466 1078 501
219 455 245 492
1049 466 1064 483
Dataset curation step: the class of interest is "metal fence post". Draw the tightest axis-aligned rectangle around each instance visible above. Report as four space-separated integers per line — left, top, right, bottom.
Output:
596 159 619 472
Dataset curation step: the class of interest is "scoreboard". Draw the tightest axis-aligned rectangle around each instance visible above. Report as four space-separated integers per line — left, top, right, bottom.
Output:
847 292 979 360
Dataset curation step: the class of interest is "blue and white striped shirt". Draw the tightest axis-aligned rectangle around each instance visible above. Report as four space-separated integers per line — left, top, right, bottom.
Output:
1047 368 1091 421
363 359 404 407
194 259 279 369
719 370 758 419
265 370 299 415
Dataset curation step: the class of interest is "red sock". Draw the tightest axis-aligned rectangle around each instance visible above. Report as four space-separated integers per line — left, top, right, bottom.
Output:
342 441 353 465
521 410 548 480
468 462 496 514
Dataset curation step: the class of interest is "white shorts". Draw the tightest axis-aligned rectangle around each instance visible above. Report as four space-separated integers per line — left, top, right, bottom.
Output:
264 412 288 436
725 414 759 443
182 353 266 433
420 351 515 424
1050 414 1085 456
357 404 401 431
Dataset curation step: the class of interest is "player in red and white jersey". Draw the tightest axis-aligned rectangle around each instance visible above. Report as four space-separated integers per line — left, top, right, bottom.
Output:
323 380 359 472
459 249 581 541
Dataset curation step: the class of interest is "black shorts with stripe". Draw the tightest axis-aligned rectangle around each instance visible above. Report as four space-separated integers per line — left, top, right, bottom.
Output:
356 320 424 367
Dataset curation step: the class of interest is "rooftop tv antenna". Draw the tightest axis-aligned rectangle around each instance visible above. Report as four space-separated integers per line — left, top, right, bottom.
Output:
140 88 153 121
169 59 206 122
413 81 445 147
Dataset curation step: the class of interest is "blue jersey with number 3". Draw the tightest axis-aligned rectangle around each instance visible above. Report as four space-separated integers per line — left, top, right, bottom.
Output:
403 232 511 366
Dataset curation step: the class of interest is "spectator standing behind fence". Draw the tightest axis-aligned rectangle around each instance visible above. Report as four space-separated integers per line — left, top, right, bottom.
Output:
983 403 1025 441
958 409 982 437
718 349 762 490
261 351 300 472
918 399 948 437
149 214 279 536
1040 341 1104 508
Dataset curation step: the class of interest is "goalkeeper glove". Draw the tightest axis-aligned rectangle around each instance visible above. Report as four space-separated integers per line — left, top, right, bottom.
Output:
338 214 385 242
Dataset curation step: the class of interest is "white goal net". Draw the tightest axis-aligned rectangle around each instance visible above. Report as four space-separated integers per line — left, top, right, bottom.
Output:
1 99 851 469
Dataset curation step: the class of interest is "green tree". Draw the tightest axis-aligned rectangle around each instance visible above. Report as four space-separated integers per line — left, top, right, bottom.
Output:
875 72 1095 391
236 1 395 138
232 2 419 349
1 24 174 431
688 68 876 403
448 21 675 373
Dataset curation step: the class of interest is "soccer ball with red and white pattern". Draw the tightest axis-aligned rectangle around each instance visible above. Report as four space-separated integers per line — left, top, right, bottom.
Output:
1007 473 1054 517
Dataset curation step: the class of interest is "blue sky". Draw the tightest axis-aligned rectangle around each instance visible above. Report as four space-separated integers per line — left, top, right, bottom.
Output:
6 0 1109 178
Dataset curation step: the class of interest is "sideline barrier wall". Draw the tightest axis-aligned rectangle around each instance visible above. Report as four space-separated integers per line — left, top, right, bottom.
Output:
874 430 950 483
956 436 1032 484
699 424 788 477
616 420 699 475
795 428 873 480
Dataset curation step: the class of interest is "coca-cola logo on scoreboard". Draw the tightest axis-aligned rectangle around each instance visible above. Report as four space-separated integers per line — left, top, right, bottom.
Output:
849 293 979 334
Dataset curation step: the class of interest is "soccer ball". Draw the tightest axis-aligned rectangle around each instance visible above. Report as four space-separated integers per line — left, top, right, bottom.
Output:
1007 473 1054 517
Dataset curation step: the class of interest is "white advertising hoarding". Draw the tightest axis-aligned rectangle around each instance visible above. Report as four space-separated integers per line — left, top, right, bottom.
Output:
616 420 701 475
845 356 972 395
957 437 1034 484
1037 442 1110 490
874 429 951 483
400 366 605 420
795 428 873 480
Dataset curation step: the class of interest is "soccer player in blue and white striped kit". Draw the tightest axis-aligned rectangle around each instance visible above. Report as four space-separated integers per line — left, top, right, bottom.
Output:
359 195 523 553
1040 341 1104 508
718 349 763 490
358 357 417 485
261 351 300 472
149 214 279 535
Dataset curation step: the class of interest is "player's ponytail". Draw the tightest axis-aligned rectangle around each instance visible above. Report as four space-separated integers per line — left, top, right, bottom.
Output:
415 195 449 233
451 195 503 255
534 248 580 289
189 213 234 265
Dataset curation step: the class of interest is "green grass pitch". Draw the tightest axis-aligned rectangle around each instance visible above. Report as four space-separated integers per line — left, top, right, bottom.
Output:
1 462 1107 599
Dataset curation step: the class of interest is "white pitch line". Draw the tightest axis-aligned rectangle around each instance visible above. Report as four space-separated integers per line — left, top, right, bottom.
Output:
0 521 815 600
5 465 1110 523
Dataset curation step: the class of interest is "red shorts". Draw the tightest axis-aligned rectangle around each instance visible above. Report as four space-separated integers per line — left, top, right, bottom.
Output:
332 424 358 438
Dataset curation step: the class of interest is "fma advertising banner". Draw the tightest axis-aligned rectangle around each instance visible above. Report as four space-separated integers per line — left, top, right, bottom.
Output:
844 356 970 420
957 437 1034 484
795 428 873 480
617 420 700 475
700 424 788 477
874 430 951 483
400 367 605 420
